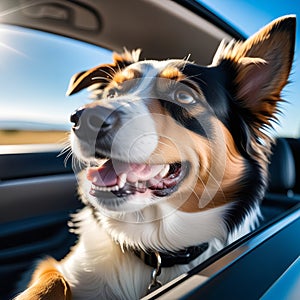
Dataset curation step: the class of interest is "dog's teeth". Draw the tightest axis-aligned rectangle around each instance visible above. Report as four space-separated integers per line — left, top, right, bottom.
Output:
138 182 145 188
92 184 119 192
118 173 127 189
137 181 147 193
159 164 170 178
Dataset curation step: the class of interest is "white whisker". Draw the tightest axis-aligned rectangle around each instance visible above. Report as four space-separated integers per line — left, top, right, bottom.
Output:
97 69 115 81
91 76 111 82
105 64 119 76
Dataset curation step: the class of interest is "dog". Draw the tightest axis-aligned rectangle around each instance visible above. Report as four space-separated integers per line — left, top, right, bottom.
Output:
15 15 295 300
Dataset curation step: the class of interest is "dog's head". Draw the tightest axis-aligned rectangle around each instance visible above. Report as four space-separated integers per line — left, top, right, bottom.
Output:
67 16 295 230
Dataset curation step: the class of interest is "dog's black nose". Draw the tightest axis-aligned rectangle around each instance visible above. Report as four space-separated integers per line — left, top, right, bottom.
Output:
70 106 119 137
70 107 84 128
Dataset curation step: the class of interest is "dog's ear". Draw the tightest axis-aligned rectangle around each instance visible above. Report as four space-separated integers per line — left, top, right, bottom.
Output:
213 15 296 127
66 49 141 96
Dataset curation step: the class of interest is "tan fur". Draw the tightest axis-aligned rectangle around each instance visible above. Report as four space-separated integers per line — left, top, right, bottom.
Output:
113 68 142 84
159 67 186 81
178 123 245 212
14 258 71 300
145 87 246 213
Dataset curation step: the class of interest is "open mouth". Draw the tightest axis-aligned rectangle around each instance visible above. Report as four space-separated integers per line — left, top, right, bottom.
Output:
86 159 187 198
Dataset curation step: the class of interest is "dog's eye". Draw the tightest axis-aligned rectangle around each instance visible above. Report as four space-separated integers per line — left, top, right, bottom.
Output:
175 90 196 104
107 88 118 99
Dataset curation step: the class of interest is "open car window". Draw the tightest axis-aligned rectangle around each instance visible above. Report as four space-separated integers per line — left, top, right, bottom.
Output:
0 24 112 147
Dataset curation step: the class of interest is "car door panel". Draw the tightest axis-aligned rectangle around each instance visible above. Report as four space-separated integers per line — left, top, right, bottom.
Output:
0 149 81 298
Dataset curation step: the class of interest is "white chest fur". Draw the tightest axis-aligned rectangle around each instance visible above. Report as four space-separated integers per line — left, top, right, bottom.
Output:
58 204 260 299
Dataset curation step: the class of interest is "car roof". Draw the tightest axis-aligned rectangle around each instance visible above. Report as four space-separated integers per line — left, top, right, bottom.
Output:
0 0 244 64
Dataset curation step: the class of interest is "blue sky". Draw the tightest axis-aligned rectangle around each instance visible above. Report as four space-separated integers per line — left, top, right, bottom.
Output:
200 0 300 137
0 1 299 137
0 24 112 128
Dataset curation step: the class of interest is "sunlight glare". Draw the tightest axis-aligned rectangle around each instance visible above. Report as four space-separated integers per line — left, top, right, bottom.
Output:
0 25 30 62
0 39 27 57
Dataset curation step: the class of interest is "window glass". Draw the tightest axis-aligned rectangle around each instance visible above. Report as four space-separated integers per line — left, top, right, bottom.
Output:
0 24 112 145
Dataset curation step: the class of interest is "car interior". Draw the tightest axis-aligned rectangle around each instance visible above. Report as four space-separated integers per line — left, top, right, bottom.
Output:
0 0 299 299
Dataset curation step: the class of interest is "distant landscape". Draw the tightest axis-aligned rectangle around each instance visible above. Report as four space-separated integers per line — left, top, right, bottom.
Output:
0 120 70 145
0 130 69 145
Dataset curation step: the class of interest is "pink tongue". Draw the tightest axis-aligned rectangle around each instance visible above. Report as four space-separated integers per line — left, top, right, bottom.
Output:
86 160 154 187
87 163 118 187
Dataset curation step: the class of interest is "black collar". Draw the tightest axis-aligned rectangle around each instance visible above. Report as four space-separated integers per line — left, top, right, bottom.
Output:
134 243 209 268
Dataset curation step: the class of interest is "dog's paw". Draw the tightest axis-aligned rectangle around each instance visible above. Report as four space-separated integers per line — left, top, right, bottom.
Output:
14 258 71 300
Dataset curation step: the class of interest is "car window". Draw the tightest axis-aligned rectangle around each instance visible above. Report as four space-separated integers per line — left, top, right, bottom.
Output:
0 24 112 146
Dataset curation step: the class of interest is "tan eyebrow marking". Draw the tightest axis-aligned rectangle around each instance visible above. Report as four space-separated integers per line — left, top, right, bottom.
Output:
113 68 141 84
159 66 205 97
159 67 185 81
